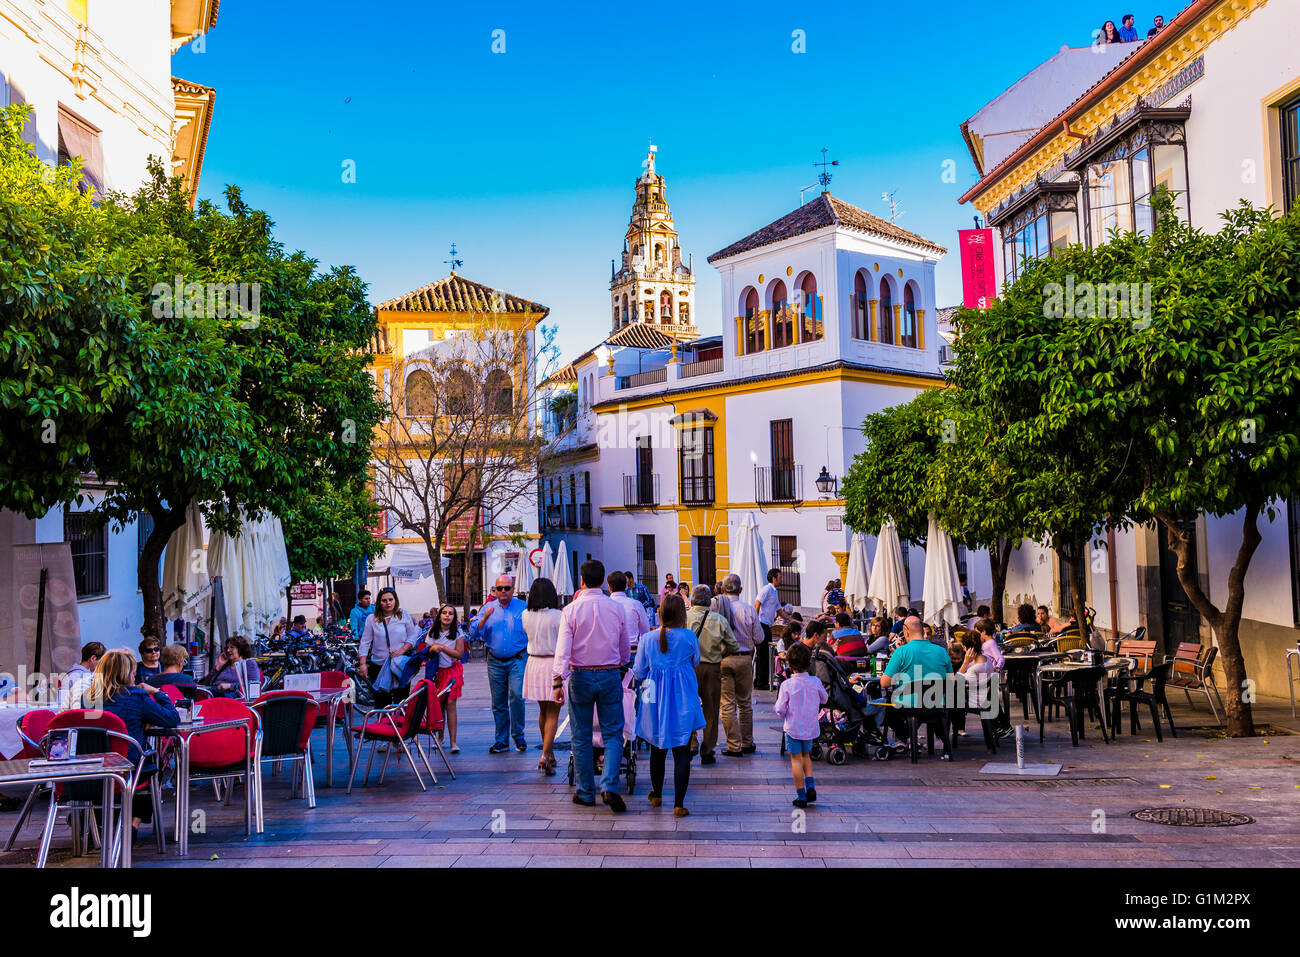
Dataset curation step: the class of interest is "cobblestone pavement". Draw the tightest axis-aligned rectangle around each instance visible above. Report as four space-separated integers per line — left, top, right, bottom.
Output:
6 656 1298 868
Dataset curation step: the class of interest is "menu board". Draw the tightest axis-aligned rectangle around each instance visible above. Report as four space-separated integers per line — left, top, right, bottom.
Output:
3 544 83 681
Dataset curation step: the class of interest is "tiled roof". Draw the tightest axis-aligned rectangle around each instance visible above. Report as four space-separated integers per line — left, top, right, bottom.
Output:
370 324 392 355
708 193 947 263
605 324 676 350
936 306 961 324
376 273 549 316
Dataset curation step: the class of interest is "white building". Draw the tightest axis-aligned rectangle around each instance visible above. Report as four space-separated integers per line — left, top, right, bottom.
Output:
0 0 220 663
542 150 985 612
958 0 1300 695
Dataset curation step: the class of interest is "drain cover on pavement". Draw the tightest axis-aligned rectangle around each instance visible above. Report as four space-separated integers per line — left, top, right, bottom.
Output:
1132 807 1254 827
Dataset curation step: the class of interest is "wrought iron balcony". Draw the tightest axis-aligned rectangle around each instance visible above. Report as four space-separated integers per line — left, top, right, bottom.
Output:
623 473 660 508
755 464 803 505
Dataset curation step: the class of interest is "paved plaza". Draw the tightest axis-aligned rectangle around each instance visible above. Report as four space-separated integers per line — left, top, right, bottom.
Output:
5 658 1299 869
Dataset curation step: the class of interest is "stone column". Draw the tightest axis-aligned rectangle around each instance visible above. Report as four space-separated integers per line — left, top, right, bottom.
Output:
869 300 879 342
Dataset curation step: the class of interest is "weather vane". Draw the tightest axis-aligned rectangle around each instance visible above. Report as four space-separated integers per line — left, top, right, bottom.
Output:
802 148 839 204
445 242 463 274
815 147 838 189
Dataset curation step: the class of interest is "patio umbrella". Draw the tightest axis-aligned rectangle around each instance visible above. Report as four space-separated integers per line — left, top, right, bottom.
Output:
730 511 767 603
552 540 573 597
515 543 537 593
845 532 872 613
539 542 555 583
921 512 963 630
867 520 909 615
161 502 209 621
207 509 292 639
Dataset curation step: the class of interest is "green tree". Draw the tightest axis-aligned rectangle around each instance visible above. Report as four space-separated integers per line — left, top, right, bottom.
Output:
0 105 135 516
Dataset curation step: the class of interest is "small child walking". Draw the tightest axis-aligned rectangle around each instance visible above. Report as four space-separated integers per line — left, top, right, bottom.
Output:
774 642 827 808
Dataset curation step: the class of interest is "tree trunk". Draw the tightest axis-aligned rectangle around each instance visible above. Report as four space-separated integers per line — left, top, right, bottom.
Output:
422 536 444 610
987 536 1012 627
1057 540 1089 634
1156 507 1260 738
461 521 481 624
138 500 187 646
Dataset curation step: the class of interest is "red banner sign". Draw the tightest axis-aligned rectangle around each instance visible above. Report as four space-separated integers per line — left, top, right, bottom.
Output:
444 508 482 551
289 582 317 600
958 228 998 310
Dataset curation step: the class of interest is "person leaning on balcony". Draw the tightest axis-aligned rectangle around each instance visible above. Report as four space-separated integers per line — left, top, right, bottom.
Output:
1118 13 1139 41
1099 19 1122 43
1147 14 1165 38
685 585 738 765
719 573 764 757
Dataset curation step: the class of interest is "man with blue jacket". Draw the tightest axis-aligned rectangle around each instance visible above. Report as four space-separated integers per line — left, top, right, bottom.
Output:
470 575 529 753
349 589 374 637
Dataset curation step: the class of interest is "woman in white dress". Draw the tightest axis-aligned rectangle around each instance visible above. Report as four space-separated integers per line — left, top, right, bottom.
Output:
522 578 563 775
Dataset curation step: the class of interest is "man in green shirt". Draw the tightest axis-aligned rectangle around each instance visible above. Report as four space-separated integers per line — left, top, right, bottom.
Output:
686 585 738 765
881 616 953 709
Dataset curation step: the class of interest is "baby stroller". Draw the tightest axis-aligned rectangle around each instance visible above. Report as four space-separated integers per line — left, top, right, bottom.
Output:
566 669 638 794
787 651 894 764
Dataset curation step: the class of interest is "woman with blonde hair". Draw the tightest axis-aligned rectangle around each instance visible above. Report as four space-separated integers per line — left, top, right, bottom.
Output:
86 650 179 841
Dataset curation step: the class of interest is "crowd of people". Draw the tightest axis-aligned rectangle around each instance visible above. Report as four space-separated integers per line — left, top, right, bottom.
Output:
1098 12 1166 43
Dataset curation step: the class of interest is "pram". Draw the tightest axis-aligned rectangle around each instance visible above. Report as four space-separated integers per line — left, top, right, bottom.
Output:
784 650 895 764
566 669 638 794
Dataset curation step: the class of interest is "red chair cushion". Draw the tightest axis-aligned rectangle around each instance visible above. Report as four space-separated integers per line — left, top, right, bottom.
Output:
48 710 131 757
16 709 57 759
351 719 403 740
251 690 317 752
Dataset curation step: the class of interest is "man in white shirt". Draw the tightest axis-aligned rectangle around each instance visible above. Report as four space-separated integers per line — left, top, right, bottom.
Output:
60 641 105 708
753 568 782 691
607 570 651 646
720 574 765 756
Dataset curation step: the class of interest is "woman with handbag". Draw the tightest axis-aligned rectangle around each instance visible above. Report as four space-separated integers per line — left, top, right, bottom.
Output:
360 587 420 708
522 578 564 775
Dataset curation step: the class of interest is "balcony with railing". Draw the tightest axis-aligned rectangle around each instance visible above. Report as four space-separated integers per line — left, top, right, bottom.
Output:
617 367 668 390
623 473 660 508
755 464 803 505
680 356 723 378
680 475 714 505
564 503 577 528
579 503 592 528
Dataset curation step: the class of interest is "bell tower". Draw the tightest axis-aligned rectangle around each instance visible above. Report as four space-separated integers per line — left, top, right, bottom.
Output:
609 145 697 339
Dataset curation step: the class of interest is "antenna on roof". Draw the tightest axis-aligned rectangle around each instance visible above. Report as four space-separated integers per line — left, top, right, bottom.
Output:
445 242 463 274
881 190 904 224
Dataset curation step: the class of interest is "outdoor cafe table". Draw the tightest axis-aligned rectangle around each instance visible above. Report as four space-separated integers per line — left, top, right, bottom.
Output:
146 713 255 856
0 702 58 760
0 753 136 868
307 688 351 787
1036 657 1133 738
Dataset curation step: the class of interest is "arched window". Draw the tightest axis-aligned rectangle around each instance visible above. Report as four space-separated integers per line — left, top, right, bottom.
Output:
446 367 475 416
660 290 672 321
679 302 689 325
404 368 436 418
852 270 871 340
798 272 822 342
878 277 895 345
486 368 513 416
770 280 792 349
654 243 665 264
901 282 919 349
742 286 764 354
622 294 629 323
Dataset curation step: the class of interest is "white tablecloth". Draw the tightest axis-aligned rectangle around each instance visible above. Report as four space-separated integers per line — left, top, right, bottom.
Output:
0 704 55 759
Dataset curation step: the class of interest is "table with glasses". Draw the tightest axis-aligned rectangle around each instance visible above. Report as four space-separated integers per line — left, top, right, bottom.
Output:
0 753 136 867
146 713 255 856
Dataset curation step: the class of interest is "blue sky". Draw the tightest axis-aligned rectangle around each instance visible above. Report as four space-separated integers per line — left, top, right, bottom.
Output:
182 0 1174 360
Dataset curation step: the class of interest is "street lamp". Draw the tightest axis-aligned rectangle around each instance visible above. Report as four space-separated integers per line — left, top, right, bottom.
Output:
815 466 837 496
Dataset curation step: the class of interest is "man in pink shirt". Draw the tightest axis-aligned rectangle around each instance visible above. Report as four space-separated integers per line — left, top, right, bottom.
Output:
553 559 636 811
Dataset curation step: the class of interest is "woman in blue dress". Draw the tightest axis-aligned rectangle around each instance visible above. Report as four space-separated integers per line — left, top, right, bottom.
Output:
632 593 706 817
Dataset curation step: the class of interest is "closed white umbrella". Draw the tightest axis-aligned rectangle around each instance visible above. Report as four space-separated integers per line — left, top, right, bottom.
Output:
161 502 209 620
867 520 910 615
207 509 293 639
730 511 767 603
845 532 872 613
515 543 537 594
921 513 963 630
539 542 555 584
552 539 573 597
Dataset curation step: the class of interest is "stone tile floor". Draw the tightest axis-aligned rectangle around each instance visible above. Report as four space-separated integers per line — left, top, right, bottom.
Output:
4 658 1298 868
